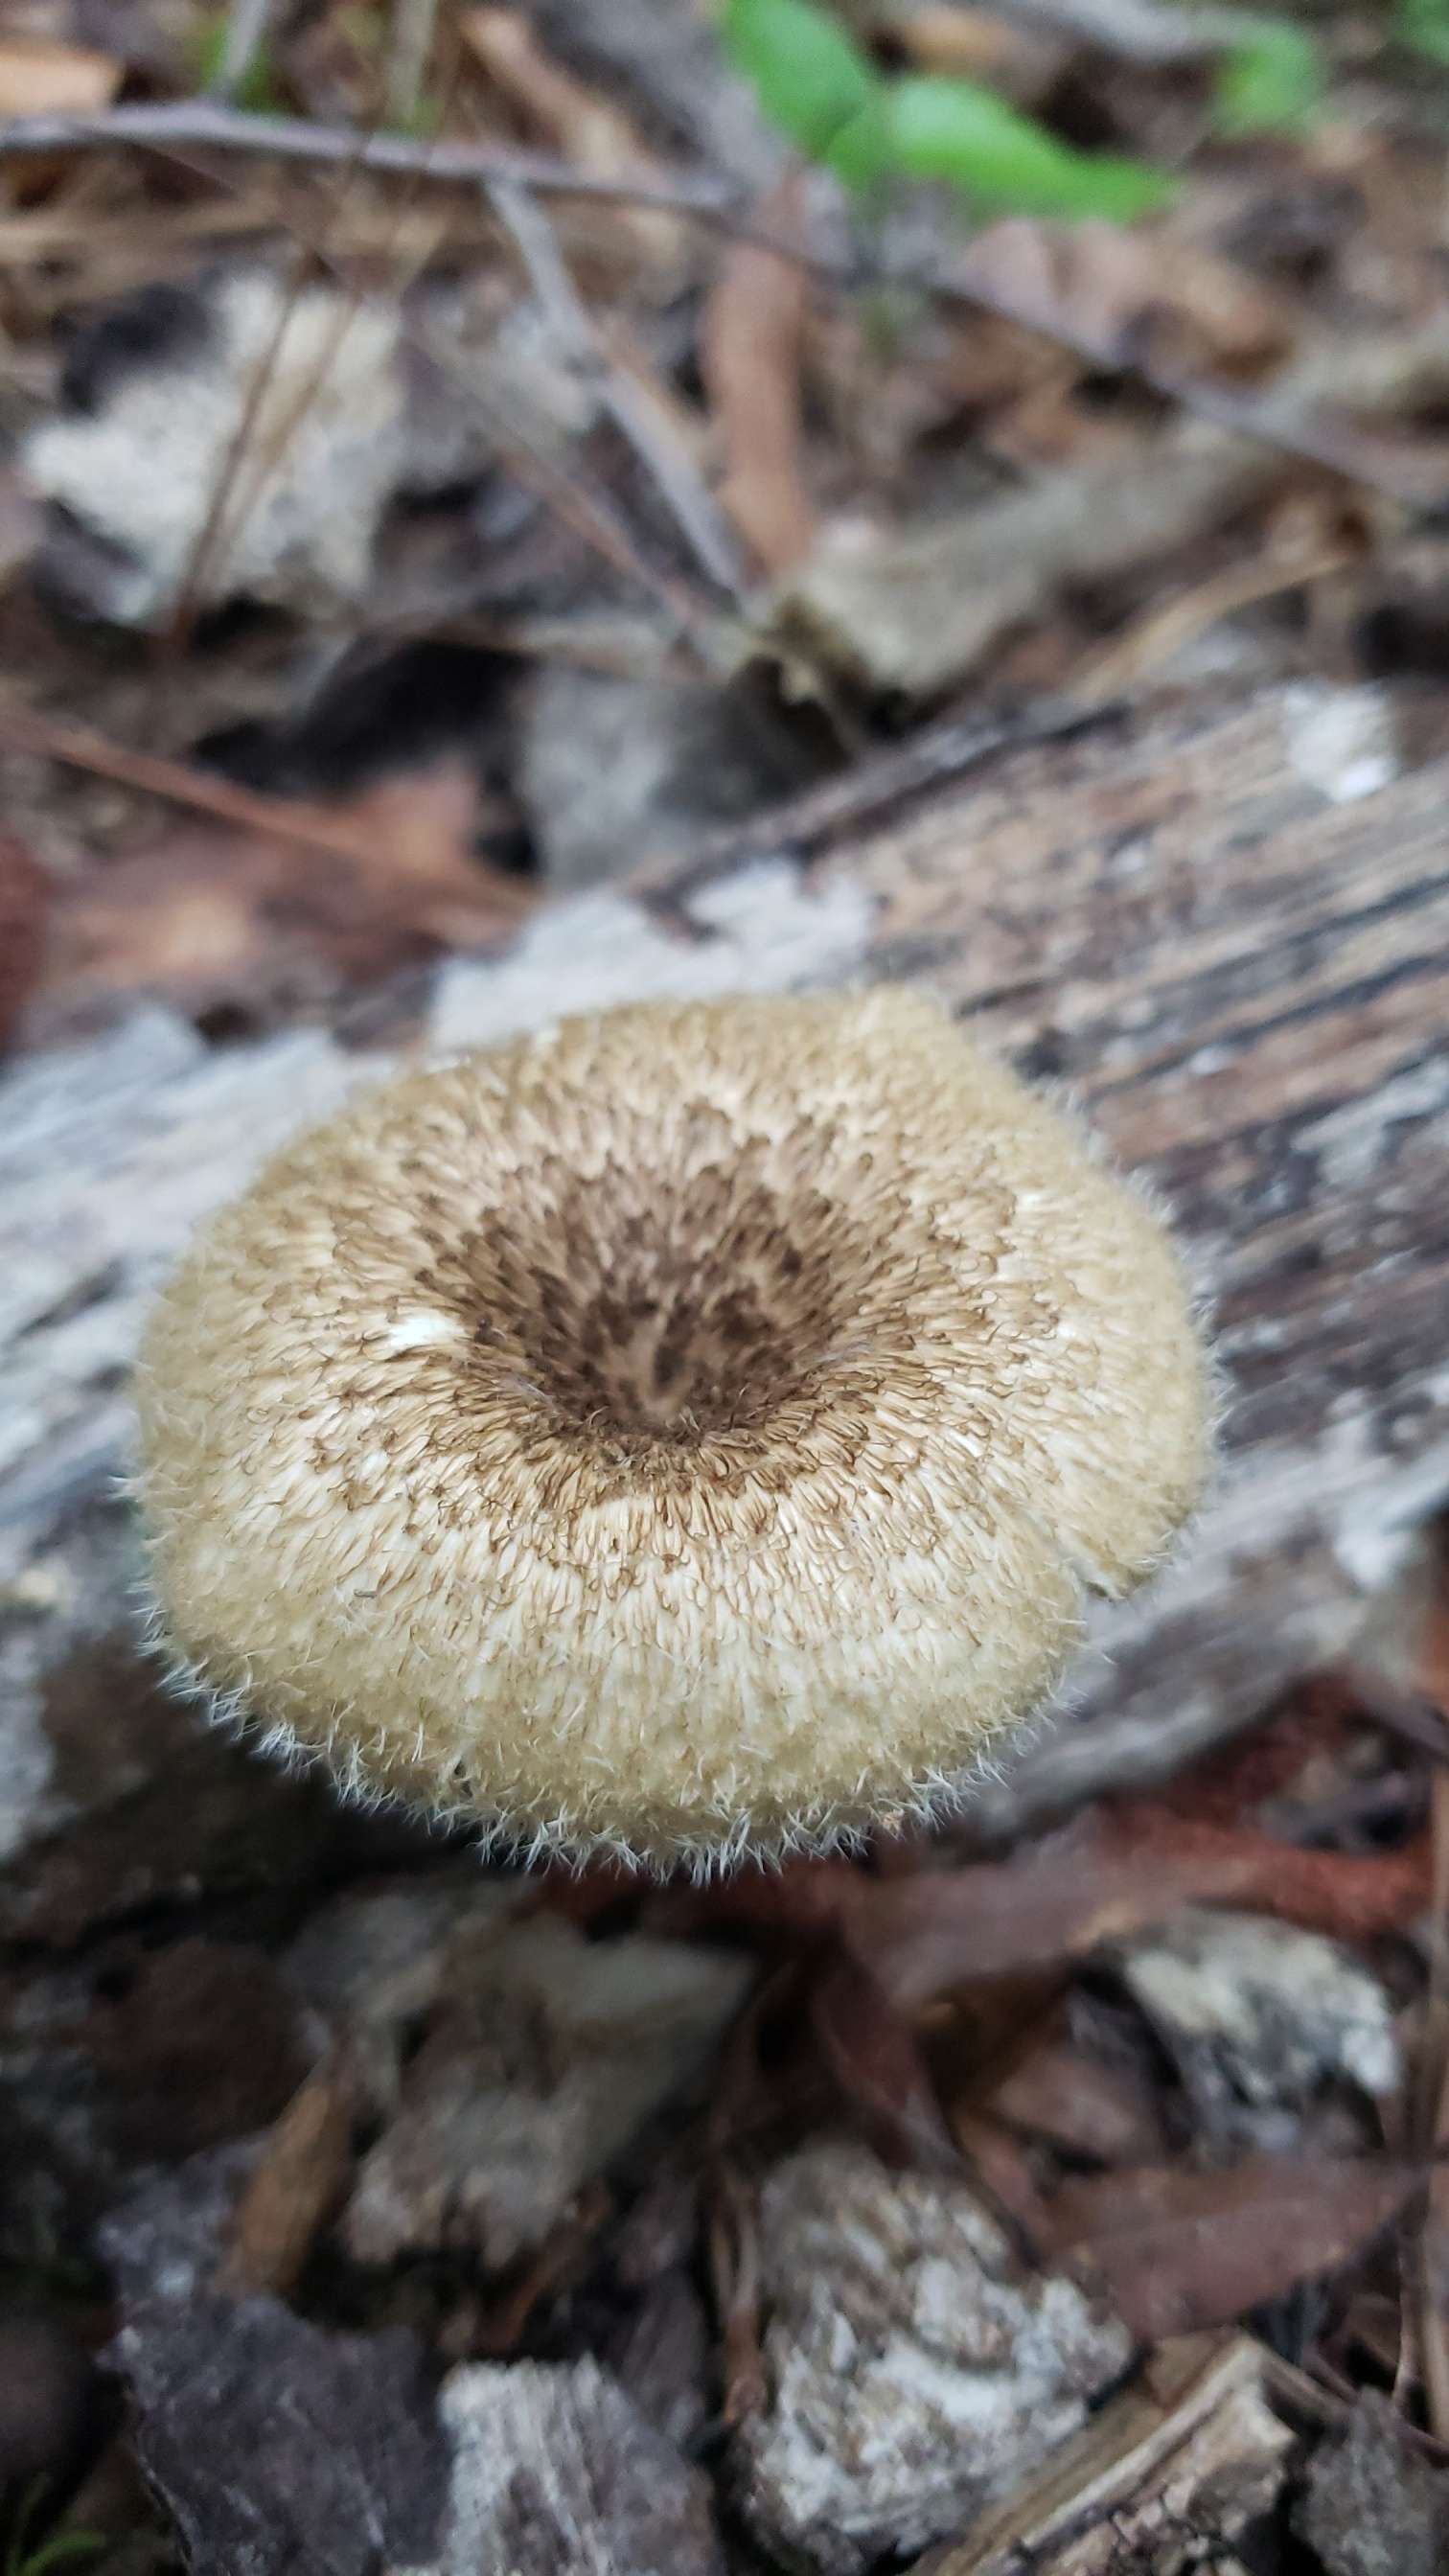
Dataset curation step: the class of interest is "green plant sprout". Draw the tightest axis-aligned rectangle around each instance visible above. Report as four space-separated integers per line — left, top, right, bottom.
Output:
723 0 1174 216
1398 0 1449 65
1212 16 1323 133
724 0 1329 218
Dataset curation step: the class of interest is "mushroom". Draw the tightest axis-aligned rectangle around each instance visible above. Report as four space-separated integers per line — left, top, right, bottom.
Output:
136 990 1210 1872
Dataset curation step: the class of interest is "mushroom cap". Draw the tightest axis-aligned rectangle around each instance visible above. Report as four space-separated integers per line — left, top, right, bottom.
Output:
136 990 1210 1870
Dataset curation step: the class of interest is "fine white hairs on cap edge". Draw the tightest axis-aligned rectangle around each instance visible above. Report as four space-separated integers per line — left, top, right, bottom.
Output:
130 989 1213 1874
129 1561 1075 1882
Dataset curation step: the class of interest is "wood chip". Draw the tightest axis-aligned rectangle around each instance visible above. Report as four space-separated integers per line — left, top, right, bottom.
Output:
923 2330 1295 2574
424 2358 728 2574
737 2136 1132 2575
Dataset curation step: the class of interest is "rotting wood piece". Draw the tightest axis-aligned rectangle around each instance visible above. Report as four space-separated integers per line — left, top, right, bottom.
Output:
917 2330 1296 2573
2 678 1447 1887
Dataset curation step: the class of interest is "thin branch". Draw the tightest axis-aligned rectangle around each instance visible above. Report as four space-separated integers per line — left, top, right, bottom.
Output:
0 98 739 211
3 98 1447 514
0 695 536 915
486 174 746 600
159 242 318 650
117 126 721 639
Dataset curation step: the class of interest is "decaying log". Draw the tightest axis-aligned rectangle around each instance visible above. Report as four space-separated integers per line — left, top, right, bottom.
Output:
3 678 1448 1886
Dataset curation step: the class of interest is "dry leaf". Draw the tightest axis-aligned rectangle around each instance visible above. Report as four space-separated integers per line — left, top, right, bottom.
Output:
39 764 520 1023
959 216 1294 386
886 4 1065 91
0 465 42 592
461 8 681 270
832 1821 1266 2008
1053 2157 1421 2342
672 1807 1397 2007
702 179 816 578
664 1853 866 1946
986 2036 1165 2168
773 423 1276 697
1100 1802 1433 1941
0 35 119 116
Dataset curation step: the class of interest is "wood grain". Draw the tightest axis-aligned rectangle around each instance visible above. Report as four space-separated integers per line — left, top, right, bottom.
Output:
815 684 1449 1812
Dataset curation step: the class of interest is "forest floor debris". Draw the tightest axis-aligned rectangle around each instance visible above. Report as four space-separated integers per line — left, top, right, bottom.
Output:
5 2 1449 2570
4 1624 1447 2570
5 0 1449 1032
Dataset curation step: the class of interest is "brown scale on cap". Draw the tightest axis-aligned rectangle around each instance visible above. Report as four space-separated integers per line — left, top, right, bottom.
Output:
135 990 1211 1873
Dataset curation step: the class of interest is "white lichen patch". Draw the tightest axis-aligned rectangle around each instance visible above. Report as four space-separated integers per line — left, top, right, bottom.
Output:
737 2137 1132 2574
1116 1906 1399 2106
1282 682 1399 806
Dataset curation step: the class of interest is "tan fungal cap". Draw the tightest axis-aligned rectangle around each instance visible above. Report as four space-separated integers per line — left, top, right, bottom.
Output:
136 990 1210 1870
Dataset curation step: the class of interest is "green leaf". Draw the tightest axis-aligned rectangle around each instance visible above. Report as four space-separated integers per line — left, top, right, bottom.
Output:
1212 19 1323 134
820 90 895 191
1398 0 1449 66
723 0 884 165
885 75 1175 220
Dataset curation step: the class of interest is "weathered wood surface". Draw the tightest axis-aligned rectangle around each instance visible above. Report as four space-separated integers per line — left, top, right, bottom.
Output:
821 678 1449 1813
3 677 1448 1890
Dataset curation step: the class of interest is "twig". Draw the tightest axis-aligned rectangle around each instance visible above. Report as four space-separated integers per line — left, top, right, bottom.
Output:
486 174 746 599
1413 1570 1449 2435
3 100 1448 513
119 118 723 640
385 0 440 133
702 171 817 576
1069 528 1360 702
0 98 740 209
157 104 403 652
0 695 536 914
159 241 319 650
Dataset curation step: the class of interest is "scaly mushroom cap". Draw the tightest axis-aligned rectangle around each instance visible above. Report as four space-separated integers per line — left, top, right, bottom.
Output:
136 991 1209 1870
